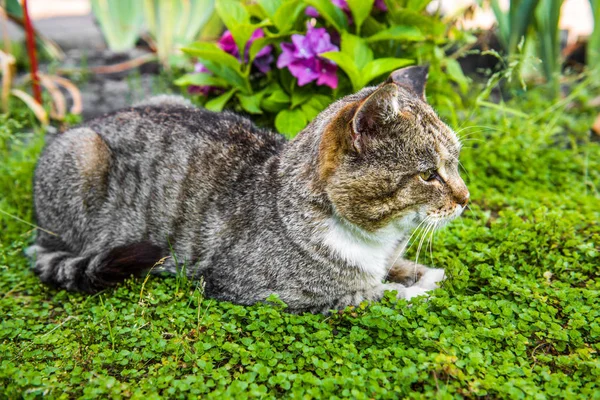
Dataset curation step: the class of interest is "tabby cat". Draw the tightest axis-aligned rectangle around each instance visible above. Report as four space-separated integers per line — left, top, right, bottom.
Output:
30 66 469 313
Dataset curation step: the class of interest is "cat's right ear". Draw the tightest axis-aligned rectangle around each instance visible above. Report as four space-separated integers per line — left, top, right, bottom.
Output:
351 84 400 153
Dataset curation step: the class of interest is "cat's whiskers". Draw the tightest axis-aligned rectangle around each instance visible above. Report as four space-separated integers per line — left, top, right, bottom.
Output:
458 160 471 180
412 219 437 282
414 219 435 268
386 216 431 274
428 220 439 266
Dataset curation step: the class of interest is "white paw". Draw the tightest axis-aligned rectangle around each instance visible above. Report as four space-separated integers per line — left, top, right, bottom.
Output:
416 268 446 290
404 286 430 300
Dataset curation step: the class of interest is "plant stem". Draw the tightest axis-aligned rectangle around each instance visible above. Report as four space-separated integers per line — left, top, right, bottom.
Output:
21 0 42 104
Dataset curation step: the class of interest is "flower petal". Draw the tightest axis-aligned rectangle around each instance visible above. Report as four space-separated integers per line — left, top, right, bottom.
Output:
277 42 296 68
316 59 338 89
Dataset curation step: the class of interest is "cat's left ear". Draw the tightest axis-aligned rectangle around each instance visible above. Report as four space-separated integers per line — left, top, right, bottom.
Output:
351 83 400 152
385 65 429 101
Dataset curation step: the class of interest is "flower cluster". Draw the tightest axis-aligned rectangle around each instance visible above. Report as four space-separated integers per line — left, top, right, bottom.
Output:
189 28 274 95
276 25 339 89
190 0 388 95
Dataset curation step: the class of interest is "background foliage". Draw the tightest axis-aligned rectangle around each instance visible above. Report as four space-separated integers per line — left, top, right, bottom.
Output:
175 0 472 136
1 80 599 398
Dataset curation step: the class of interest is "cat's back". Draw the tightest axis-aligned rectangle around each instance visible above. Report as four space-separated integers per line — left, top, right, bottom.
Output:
83 98 286 162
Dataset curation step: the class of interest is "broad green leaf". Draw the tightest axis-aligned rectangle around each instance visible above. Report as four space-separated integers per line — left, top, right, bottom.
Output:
257 0 280 18
320 51 361 91
304 0 349 31
346 0 374 33
361 58 413 87
275 108 308 137
389 9 445 37
272 0 304 33
444 58 469 93
181 43 251 92
202 60 250 94
291 88 312 108
205 89 237 112
216 0 249 25
216 0 253 54
340 32 373 69
173 73 229 88
406 0 432 12
229 23 258 67
182 42 242 72
237 92 265 114
261 88 291 112
300 95 330 120
366 25 425 43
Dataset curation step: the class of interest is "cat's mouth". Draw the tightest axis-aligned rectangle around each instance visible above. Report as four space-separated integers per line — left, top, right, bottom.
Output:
426 204 465 226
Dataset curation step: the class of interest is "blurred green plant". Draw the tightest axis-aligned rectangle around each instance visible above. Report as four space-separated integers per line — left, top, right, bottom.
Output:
488 0 599 90
90 0 145 52
589 0 600 73
176 0 472 136
144 0 216 67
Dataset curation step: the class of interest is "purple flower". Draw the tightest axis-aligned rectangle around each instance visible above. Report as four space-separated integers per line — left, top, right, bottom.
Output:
277 25 339 89
189 28 274 96
218 29 274 74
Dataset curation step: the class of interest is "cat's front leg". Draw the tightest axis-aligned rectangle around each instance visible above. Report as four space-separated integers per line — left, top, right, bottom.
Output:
386 259 446 290
330 282 429 311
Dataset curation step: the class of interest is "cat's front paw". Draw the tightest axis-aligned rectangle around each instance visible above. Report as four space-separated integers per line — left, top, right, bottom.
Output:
404 286 430 300
415 268 445 290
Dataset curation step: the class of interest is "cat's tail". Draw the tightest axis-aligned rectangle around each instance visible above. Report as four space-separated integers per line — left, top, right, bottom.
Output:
28 237 163 293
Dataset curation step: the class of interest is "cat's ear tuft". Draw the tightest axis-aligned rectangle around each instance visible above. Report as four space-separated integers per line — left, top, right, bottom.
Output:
351 84 400 152
385 65 429 101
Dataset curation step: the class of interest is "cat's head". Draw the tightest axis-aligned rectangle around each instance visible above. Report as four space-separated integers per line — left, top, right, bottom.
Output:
317 65 469 233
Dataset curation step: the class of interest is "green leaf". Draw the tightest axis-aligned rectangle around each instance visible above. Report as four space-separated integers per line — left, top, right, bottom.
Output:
173 73 228 88
304 0 349 31
261 88 291 112
320 51 361 91
346 0 374 33
291 88 312 108
237 92 266 114
256 0 280 18
366 25 425 43
215 0 254 55
300 95 331 120
406 0 433 12
216 0 249 25
181 43 251 93
508 0 541 53
205 89 237 112
340 32 373 69
361 58 413 87
182 42 242 72
444 58 469 93
272 0 304 33
275 108 308 137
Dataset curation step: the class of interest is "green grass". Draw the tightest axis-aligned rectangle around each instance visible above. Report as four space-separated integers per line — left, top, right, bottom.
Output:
1 84 599 399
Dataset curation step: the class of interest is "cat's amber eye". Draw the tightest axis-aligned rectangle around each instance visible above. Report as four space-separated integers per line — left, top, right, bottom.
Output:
419 170 438 182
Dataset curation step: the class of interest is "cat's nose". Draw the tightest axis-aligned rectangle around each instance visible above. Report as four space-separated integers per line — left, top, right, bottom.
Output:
456 191 469 208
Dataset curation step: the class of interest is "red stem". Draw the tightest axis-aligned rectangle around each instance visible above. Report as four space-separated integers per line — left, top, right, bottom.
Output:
22 0 42 104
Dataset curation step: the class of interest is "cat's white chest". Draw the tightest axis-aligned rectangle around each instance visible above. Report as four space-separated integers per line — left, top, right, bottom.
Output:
323 217 399 280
